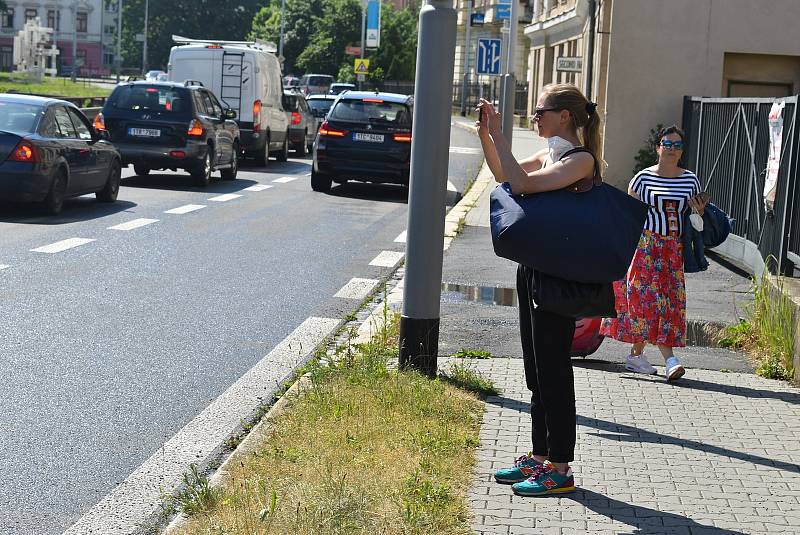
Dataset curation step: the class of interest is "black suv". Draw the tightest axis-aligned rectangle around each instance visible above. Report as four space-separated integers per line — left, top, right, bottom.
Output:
312 91 413 192
96 81 240 186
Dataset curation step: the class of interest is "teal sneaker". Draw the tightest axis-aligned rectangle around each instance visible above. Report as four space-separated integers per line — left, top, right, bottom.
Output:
511 461 576 496
493 453 543 484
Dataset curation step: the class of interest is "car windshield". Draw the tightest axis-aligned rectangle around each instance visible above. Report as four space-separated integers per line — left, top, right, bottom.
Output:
0 101 41 133
329 99 410 126
308 76 332 86
107 85 192 117
307 99 334 113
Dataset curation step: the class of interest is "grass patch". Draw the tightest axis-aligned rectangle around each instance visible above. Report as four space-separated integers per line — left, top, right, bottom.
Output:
451 348 491 359
440 362 500 397
720 263 795 381
171 312 485 534
0 72 110 99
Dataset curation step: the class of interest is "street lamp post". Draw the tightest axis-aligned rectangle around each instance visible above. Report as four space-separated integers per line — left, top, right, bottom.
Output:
500 0 519 141
278 0 286 62
115 0 123 83
398 0 457 377
459 0 473 116
141 0 148 74
70 2 78 82
359 0 366 90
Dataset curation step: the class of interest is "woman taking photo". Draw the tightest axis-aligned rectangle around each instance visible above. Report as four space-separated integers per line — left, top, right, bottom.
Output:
477 83 599 497
600 125 706 381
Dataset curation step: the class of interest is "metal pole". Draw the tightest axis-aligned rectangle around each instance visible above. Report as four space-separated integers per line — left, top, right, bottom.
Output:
278 0 286 61
115 0 123 83
142 0 148 74
459 0 472 116
398 0 457 377
71 3 77 82
359 1 366 90
500 0 518 140
585 0 596 101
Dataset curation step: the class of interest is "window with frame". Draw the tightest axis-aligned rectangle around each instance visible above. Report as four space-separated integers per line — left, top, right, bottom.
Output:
0 45 12 71
76 49 87 67
76 11 88 33
2 9 14 29
47 9 60 31
104 24 115 35
68 108 93 140
53 107 78 138
25 9 37 23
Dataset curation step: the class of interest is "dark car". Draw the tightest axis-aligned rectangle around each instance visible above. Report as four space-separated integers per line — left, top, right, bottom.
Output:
305 94 337 132
281 92 316 156
311 91 413 192
0 94 121 214
96 81 240 186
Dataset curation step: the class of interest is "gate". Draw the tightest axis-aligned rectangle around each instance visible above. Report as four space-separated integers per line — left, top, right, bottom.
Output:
682 96 800 275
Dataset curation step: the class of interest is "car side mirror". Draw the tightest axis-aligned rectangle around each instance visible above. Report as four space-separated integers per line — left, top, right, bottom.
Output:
224 108 237 120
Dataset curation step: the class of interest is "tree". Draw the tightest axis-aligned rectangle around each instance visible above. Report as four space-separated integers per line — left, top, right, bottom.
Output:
249 0 323 76
367 2 418 82
121 0 263 71
296 0 361 75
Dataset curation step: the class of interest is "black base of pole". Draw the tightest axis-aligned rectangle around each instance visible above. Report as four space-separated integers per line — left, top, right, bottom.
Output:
398 315 440 377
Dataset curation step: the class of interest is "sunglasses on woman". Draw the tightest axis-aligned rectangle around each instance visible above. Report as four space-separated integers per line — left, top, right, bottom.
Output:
660 140 684 150
532 107 561 119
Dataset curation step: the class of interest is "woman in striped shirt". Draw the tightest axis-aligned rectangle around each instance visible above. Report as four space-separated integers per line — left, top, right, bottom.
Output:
600 125 707 380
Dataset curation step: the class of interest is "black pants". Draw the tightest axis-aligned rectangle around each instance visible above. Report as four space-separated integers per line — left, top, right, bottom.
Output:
516 264 577 463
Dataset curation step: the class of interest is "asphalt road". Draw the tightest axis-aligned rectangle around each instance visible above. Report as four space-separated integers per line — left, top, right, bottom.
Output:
0 123 483 534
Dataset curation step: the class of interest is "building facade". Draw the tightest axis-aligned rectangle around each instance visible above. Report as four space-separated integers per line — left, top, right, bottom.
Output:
0 0 120 75
524 0 800 188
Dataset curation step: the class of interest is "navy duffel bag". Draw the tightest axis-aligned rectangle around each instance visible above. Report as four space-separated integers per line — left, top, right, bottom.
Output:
490 149 648 284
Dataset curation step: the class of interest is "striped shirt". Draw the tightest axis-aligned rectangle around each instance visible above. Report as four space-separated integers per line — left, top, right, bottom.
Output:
630 169 701 237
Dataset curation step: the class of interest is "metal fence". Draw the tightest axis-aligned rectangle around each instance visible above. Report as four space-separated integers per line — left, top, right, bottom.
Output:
682 96 800 275
450 80 528 115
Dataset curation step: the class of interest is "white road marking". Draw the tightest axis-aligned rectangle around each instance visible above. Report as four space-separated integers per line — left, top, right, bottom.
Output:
208 193 243 202
449 146 482 155
164 204 206 214
62 316 340 535
107 218 159 231
369 250 404 268
0 264 9 270
303 172 311 176
273 176 298 184
31 238 95 254
243 184 273 192
334 277 380 300
447 180 458 192
394 230 407 243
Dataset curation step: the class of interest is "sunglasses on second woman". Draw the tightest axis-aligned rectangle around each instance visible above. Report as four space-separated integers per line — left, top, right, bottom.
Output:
532 107 562 119
660 139 684 150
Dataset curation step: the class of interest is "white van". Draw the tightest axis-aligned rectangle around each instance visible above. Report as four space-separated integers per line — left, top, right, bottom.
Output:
168 35 289 165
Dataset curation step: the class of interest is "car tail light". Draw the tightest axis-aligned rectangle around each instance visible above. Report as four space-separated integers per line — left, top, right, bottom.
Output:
318 121 347 138
7 139 38 163
362 98 384 103
169 150 186 158
291 111 301 125
253 100 262 132
206 45 223 49
393 132 412 143
93 112 106 131
187 119 204 137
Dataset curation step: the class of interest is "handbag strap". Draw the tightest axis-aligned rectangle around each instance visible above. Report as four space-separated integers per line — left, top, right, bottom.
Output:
560 147 602 193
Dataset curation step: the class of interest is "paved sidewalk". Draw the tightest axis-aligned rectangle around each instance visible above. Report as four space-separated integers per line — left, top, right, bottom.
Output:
446 116 800 534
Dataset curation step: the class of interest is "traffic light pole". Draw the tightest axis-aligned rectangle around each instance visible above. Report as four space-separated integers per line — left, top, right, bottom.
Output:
398 0 457 377
500 0 519 141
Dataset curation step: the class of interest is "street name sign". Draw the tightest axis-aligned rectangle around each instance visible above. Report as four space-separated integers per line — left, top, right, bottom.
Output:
476 38 502 76
496 0 511 21
470 12 485 26
555 56 583 72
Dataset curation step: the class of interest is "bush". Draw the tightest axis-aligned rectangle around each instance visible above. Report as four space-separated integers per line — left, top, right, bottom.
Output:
632 123 664 175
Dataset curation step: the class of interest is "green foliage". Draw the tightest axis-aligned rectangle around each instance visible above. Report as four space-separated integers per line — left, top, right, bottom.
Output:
367 2 418 81
120 0 264 70
632 123 664 175
440 363 500 396
451 348 492 359
337 63 356 84
297 0 362 75
249 0 324 76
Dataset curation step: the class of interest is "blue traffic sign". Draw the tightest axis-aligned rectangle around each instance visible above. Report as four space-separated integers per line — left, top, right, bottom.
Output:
476 38 502 76
496 0 511 20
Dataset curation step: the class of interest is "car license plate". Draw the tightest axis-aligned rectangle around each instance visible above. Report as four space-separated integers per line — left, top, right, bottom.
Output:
128 128 160 137
353 132 384 143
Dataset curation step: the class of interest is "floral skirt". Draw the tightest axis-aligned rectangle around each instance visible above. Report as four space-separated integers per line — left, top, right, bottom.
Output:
600 230 686 347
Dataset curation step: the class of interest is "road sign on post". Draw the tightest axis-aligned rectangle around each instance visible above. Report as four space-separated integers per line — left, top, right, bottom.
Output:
366 0 381 48
476 38 501 76
496 0 511 20
354 58 370 74
398 1 457 377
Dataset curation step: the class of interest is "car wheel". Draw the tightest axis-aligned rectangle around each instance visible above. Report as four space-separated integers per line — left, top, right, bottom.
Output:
295 131 307 157
221 144 238 181
310 169 332 193
256 134 270 167
96 159 121 202
276 132 289 162
133 164 150 176
191 149 212 187
43 170 67 215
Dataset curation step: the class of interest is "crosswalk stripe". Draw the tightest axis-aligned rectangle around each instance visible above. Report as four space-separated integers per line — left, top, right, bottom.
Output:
243 184 273 192
208 194 243 202
369 250 404 268
334 278 380 300
31 238 95 254
394 230 407 243
449 146 482 155
273 176 298 184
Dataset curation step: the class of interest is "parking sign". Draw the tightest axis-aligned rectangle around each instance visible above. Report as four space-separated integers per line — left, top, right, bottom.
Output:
476 38 502 76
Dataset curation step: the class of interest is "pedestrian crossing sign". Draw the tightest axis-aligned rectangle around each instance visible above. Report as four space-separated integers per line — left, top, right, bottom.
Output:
354 59 370 74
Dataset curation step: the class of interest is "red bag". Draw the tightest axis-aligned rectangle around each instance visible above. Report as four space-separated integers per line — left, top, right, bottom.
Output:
570 317 604 358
